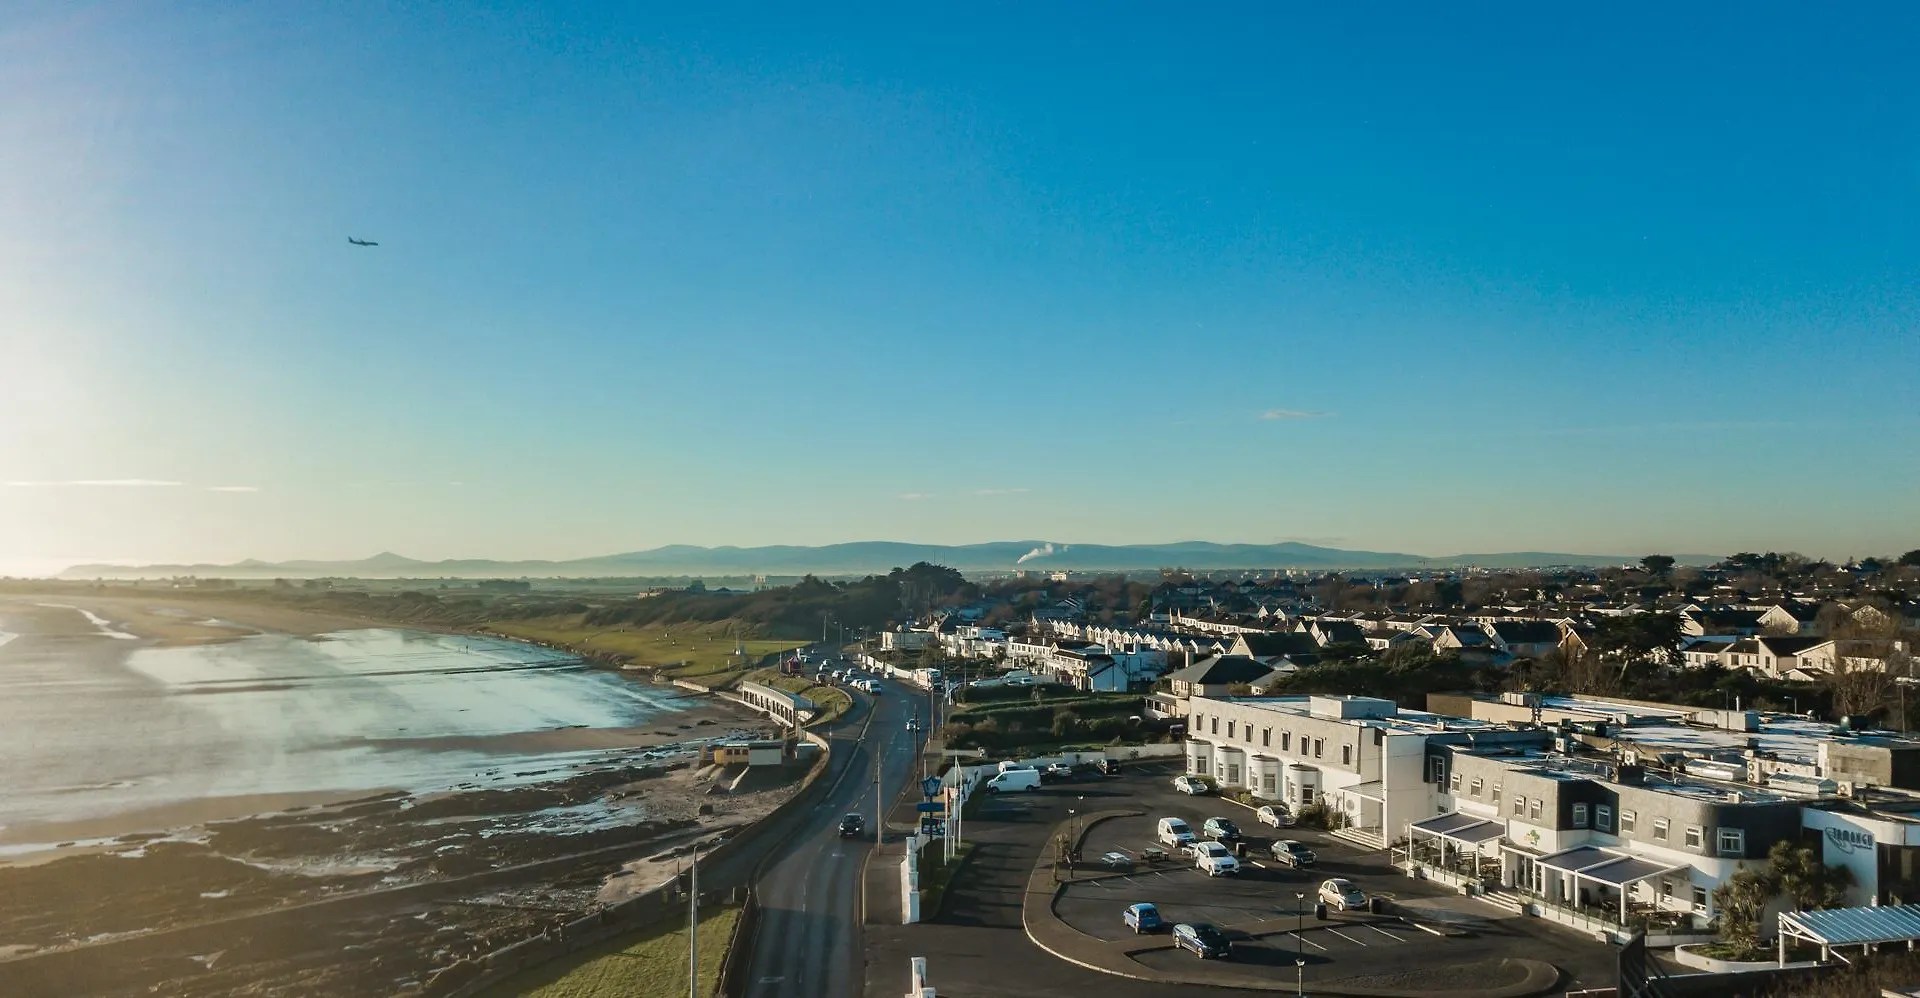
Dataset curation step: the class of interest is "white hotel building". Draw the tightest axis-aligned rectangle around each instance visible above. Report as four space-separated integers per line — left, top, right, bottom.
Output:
1182 695 1535 847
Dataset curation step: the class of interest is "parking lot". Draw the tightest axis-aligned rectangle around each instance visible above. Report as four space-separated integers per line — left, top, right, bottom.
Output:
1046 774 1620 992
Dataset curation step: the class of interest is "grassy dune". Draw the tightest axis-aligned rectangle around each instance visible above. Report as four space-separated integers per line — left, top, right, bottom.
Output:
486 617 800 683
477 907 738 998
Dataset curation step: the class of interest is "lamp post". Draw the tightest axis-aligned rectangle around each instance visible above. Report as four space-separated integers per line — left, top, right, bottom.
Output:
1295 957 1306 997
1294 892 1305 962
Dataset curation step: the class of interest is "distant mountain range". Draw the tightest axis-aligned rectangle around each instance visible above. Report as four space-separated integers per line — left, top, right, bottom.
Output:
53 542 1722 579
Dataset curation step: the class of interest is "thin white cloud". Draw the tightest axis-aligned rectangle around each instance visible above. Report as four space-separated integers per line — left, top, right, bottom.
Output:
896 492 935 501
205 485 261 493
973 487 1031 496
1260 409 1334 420
6 479 184 487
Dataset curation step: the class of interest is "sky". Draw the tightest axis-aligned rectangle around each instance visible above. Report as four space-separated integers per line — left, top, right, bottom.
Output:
3 2 1918 573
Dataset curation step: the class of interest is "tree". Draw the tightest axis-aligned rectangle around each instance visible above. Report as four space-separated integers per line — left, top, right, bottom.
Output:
1712 864 1777 958
1900 550 1920 568
1768 839 1853 912
1640 554 1677 578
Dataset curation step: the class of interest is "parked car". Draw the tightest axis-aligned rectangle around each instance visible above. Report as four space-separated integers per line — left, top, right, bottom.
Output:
1100 758 1123 775
1173 775 1210 795
1319 878 1367 911
1191 841 1240 876
1123 902 1163 933
1255 804 1294 827
1270 839 1317 868
1172 922 1232 959
1100 851 1134 871
1156 817 1196 848
985 769 1042 793
838 813 866 838
1200 817 1242 842
1046 763 1075 778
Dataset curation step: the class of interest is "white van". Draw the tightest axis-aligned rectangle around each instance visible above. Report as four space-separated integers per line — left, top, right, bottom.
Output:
985 768 1041 793
997 761 1036 774
1156 817 1196 848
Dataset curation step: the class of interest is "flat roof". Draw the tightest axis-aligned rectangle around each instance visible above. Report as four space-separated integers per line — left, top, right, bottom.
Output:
1607 714 1838 765
1207 695 1500 734
1534 695 1689 721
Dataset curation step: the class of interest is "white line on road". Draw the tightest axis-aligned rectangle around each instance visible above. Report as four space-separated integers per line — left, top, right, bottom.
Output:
1367 924 1405 942
1291 931 1328 952
1327 928 1367 946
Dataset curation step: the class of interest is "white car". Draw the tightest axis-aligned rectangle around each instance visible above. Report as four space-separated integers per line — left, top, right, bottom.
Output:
1157 817 1197 848
1173 775 1210 796
1192 841 1240 876
1255 805 1295 828
1319 878 1367 911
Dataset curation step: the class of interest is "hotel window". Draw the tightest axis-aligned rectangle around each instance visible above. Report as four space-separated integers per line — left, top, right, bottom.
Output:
1653 817 1670 841
1513 796 1525 816
1572 803 1589 828
1262 728 1271 747
1282 732 1291 751
1684 825 1702 849
1491 785 1502 805
1427 756 1446 783
1210 717 1219 735
1470 778 1484 797
1227 720 1235 739
1596 805 1612 832
1449 773 1462 792
1660 879 1674 899
1717 828 1745 857
1342 744 1353 765
1621 810 1636 833
1692 886 1708 909
1262 773 1277 794
1529 798 1542 820
1313 738 1324 758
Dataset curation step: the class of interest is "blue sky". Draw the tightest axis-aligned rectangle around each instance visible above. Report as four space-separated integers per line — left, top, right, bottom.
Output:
3 2 1917 571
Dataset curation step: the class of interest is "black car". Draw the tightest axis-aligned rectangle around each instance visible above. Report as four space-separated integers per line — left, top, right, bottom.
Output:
838 813 866 838
1100 759 1123 775
1172 922 1232 959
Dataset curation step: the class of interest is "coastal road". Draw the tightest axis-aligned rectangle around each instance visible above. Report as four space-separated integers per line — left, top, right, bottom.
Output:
742 667 923 998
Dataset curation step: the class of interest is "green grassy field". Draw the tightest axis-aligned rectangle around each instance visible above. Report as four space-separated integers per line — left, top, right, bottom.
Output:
487 617 801 682
743 668 853 726
477 907 739 998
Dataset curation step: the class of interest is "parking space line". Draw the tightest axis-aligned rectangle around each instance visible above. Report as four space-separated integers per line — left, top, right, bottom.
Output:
1366 924 1406 942
1291 931 1327 952
1326 928 1367 946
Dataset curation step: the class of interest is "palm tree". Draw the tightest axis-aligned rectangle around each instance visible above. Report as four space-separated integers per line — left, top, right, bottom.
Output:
1769 840 1852 911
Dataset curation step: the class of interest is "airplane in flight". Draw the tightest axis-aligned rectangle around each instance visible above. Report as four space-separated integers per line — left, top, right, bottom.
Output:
347 237 379 247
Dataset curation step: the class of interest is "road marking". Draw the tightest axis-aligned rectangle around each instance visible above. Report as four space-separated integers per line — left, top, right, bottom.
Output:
1248 860 1267 869
757 977 785 984
1327 928 1367 946
1291 931 1327 952
1367 924 1405 942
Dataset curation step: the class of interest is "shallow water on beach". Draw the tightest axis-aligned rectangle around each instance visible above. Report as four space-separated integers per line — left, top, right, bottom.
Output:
0 624 694 843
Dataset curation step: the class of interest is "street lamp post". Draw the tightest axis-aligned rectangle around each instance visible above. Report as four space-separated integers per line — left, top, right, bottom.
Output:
1294 892 1305 962
1295 958 1306 997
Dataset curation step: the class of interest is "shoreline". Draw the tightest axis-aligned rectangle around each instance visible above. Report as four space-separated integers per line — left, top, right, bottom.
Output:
0 597 766 861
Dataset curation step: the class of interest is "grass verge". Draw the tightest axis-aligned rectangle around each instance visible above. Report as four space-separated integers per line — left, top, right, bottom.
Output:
487 617 800 679
917 842 974 921
476 906 739 998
